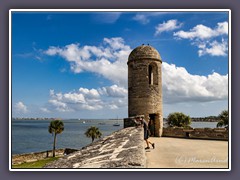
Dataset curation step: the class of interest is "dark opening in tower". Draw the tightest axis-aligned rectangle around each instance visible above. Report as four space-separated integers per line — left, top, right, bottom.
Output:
148 63 158 85
148 65 153 85
149 114 157 136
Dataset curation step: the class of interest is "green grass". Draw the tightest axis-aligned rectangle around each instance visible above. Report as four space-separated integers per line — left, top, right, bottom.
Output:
12 157 59 169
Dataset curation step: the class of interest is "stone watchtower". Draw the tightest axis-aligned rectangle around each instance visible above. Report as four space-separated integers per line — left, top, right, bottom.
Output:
127 45 163 137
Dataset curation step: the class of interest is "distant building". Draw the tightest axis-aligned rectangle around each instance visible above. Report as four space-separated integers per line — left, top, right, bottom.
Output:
127 44 163 137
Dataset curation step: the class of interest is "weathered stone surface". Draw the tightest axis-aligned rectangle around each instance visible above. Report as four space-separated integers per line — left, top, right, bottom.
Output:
162 127 228 140
127 45 163 137
124 117 139 128
128 45 162 62
44 127 146 168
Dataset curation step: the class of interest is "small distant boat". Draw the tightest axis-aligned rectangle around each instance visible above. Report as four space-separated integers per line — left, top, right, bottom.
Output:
78 118 85 123
113 123 120 126
99 122 106 125
113 116 120 126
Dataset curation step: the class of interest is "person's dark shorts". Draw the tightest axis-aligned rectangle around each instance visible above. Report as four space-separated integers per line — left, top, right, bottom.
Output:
144 130 149 140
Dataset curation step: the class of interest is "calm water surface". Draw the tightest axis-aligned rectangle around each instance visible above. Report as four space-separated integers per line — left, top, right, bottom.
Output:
12 119 123 155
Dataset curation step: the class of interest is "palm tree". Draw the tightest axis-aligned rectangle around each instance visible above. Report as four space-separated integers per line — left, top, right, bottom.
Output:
48 120 64 157
85 126 102 142
217 110 229 128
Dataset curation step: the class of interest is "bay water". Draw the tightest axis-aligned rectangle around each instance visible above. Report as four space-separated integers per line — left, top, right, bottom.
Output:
12 119 123 155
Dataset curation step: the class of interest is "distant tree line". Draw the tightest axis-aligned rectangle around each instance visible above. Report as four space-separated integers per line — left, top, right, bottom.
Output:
191 116 220 122
164 115 223 122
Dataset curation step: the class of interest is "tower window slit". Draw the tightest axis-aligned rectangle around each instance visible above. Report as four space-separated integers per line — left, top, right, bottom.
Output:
149 65 153 85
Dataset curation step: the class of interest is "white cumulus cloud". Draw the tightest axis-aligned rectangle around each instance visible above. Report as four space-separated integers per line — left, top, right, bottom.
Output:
45 37 131 87
48 99 70 112
40 107 51 113
155 19 183 36
79 88 100 99
47 85 128 112
198 39 228 57
174 24 215 40
216 22 228 34
174 21 228 40
173 21 228 57
14 102 28 113
99 84 128 98
162 62 228 103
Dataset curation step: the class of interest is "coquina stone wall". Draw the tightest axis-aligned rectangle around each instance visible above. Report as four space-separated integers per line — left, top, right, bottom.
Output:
163 127 228 140
127 45 163 137
44 127 145 168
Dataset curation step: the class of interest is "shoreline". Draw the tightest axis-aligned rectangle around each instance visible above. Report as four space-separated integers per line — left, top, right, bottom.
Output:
11 148 78 165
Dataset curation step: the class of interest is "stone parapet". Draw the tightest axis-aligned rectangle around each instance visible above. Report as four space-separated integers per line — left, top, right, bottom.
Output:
163 127 228 140
44 127 145 168
124 117 137 128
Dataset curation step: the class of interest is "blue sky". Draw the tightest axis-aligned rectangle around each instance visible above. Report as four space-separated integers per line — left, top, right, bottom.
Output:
11 10 229 119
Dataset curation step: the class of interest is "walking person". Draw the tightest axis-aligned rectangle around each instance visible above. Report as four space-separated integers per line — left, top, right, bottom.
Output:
141 116 155 150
